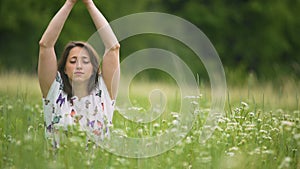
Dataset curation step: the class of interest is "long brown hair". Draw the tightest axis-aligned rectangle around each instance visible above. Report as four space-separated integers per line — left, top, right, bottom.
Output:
58 41 100 100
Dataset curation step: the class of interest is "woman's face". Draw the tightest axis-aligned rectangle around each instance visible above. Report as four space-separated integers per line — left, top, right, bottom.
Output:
64 46 93 85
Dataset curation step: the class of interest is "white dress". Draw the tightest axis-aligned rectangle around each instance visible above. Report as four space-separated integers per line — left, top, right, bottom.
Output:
42 72 114 147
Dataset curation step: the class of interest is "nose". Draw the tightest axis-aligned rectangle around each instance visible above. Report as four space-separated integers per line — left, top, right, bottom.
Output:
76 60 82 69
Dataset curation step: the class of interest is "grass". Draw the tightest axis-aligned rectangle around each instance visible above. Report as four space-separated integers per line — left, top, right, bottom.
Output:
0 72 299 169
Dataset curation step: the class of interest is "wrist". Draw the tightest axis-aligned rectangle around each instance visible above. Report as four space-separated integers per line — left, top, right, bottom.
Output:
83 1 95 7
65 0 76 6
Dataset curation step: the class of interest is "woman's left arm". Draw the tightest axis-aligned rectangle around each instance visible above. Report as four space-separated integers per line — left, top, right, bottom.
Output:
83 0 120 100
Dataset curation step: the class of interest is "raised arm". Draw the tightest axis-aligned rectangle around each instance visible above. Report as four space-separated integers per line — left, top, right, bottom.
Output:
83 0 120 100
38 0 77 98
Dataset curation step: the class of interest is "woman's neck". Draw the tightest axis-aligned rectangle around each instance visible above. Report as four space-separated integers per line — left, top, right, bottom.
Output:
72 82 89 99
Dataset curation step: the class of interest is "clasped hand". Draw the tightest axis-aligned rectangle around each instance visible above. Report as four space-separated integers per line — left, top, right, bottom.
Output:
67 0 93 4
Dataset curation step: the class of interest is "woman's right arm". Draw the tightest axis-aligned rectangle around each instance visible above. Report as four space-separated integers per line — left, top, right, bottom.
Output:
38 0 77 98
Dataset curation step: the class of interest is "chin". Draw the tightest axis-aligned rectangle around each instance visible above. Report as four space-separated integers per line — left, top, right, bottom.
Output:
72 78 88 83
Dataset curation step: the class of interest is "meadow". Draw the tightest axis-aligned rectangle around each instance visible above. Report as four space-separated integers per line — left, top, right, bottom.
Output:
0 72 299 169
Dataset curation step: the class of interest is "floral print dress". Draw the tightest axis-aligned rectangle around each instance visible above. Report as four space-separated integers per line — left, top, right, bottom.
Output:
42 72 114 147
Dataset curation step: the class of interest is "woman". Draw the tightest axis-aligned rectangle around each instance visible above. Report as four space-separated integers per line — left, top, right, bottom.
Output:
38 0 120 146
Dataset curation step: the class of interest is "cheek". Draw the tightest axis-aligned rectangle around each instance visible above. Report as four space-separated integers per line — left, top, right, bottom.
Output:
65 64 75 74
86 64 94 74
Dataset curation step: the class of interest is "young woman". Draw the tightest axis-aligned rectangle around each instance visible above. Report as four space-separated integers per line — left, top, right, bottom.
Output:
38 0 120 146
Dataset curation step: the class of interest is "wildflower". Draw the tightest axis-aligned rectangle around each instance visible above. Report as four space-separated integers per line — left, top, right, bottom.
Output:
249 112 255 117
7 105 13 110
217 118 226 124
157 130 163 136
128 106 144 111
191 101 198 105
27 125 34 132
262 150 274 154
199 156 212 163
278 157 292 169
294 133 300 140
16 140 22 146
259 130 268 134
194 109 201 115
125 126 131 132
181 125 188 131
215 126 223 132
171 128 178 133
185 136 192 144
226 151 235 156
85 160 91 166
262 136 272 141
153 123 160 128
271 127 279 133
238 139 246 146
241 102 249 110
235 116 242 119
184 95 201 99
248 147 261 155
116 157 128 165
171 112 180 118
112 129 127 137
137 128 143 135
245 124 256 131
281 121 294 127
136 119 143 123
229 146 239 152
183 162 189 167
172 119 179 126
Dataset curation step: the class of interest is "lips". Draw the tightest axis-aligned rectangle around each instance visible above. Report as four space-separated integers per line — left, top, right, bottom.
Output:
74 71 84 75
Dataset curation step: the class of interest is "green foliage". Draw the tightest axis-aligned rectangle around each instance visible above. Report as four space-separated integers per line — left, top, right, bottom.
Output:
0 0 299 80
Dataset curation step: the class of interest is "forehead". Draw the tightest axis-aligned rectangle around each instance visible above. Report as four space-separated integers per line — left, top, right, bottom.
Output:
68 46 89 58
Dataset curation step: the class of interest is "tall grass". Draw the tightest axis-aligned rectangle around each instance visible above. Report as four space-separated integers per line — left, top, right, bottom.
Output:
0 72 299 168
0 72 41 103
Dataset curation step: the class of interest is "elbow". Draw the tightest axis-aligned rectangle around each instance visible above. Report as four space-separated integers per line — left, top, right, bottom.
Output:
112 43 120 51
39 40 47 48
39 39 53 48
105 43 120 57
108 43 120 51
115 43 120 49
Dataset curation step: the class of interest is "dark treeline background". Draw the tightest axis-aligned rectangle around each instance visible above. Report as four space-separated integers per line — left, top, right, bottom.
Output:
0 0 299 82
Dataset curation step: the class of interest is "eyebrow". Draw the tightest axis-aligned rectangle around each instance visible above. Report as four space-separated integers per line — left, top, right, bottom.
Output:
70 55 89 59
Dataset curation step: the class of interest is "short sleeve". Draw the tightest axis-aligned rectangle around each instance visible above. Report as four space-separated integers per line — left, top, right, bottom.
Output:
43 72 63 127
98 75 115 124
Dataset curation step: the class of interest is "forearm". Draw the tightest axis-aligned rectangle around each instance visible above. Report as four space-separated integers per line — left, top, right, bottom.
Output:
83 1 120 99
39 1 75 47
84 2 119 49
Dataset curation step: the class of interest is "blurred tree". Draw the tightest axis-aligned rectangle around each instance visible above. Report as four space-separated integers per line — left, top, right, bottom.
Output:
0 0 299 80
169 0 300 79
0 0 63 72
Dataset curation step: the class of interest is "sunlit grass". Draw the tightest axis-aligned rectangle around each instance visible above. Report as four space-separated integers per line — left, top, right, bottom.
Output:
0 72 299 169
0 72 41 102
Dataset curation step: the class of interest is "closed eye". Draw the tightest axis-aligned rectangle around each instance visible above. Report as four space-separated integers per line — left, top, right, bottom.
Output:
70 59 77 64
69 56 77 64
82 56 90 64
